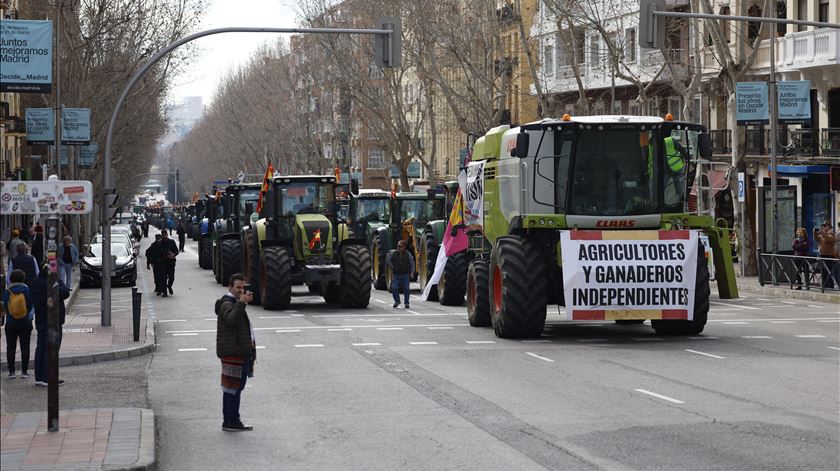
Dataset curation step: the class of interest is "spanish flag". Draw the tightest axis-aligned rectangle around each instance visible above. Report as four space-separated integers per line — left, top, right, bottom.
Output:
308 229 322 250
256 163 274 213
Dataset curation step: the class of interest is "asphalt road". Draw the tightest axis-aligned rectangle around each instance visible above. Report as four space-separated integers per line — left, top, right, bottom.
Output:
141 234 839 471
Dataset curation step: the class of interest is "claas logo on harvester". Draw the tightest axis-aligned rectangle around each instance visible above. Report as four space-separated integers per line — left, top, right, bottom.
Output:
308 229 322 250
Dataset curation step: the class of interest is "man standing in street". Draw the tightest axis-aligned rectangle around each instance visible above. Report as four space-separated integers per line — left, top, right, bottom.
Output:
176 220 187 252
56 236 79 290
215 273 255 432
387 239 415 309
7 243 39 287
157 230 179 297
146 234 163 295
31 224 44 267
31 267 70 387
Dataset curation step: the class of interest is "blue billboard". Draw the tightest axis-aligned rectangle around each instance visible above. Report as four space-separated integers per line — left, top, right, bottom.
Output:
777 81 811 124
0 20 53 93
61 108 91 145
736 82 769 126
25 108 54 145
79 143 98 168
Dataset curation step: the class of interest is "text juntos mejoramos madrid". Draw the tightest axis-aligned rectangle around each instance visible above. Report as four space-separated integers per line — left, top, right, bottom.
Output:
0 38 49 63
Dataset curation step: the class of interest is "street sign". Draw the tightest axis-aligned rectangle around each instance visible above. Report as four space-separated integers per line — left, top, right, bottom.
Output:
737 172 745 202
0 180 93 214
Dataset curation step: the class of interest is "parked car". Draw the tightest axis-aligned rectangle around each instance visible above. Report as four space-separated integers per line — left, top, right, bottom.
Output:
79 242 137 288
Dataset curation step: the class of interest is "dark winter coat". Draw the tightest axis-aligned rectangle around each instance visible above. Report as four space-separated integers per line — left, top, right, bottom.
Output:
30 270 70 330
215 295 255 358
792 237 810 256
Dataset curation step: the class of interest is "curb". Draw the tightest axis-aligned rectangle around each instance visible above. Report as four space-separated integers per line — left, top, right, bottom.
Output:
713 280 840 304
103 408 156 471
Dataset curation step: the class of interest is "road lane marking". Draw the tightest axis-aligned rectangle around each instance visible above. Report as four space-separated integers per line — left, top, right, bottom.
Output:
377 327 403 331
294 344 324 348
685 349 725 359
290 314 304 317
525 352 554 362
796 335 826 338
406 310 423 315
771 321 796 324
828 347 840 351
166 323 470 334
327 328 353 332
352 343 381 346
818 320 840 323
722 322 749 325
634 389 684 404
409 342 439 345
742 336 773 339
689 336 718 340
204 318 217 321
466 340 496 344
256 346 266 349
710 301 759 310
709 317 838 323
427 326 453 330
808 305 825 308
157 319 186 323
172 333 198 336
177 348 207 352
276 329 302 333
313 313 458 318
260 316 291 319
375 299 388 304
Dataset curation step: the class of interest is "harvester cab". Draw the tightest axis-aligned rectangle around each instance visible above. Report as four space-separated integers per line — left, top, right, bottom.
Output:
465 115 738 338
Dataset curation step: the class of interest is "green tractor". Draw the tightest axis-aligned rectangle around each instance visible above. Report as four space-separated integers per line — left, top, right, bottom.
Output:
211 183 262 286
243 175 371 310
370 191 445 291
417 182 471 305
197 194 222 270
465 116 738 338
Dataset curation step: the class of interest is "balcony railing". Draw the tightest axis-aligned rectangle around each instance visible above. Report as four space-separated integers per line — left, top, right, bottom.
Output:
788 128 818 157
710 129 731 154
779 28 840 71
821 128 840 156
744 128 766 155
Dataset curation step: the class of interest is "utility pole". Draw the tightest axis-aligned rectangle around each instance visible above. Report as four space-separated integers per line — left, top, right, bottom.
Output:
53 0 62 179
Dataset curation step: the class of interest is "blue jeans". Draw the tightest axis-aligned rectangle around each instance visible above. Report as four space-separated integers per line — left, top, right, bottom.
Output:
34 327 62 383
60 264 73 290
222 358 251 425
391 273 411 305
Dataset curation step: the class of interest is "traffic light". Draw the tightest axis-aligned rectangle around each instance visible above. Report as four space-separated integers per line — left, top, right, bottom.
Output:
374 17 401 68
103 191 119 221
639 0 666 49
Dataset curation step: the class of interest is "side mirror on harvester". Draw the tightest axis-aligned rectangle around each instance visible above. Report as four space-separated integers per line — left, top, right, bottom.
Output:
511 132 529 158
698 133 712 159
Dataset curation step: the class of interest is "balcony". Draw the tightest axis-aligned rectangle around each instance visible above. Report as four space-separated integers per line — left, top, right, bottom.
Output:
710 129 731 154
745 128 766 155
4 116 25 134
713 127 838 159
778 28 840 71
821 128 840 157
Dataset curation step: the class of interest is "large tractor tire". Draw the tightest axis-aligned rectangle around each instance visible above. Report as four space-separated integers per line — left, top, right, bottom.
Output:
220 239 241 287
191 223 200 241
242 229 261 305
652 243 710 336
260 246 292 310
213 241 223 284
199 236 213 270
419 232 439 301
489 236 547 338
340 245 372 308
439 251 469 306
371 235 388 291
467 258 491 327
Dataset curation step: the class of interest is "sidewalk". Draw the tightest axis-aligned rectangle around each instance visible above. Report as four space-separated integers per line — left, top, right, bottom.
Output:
716 275 840 304
0 408 154 471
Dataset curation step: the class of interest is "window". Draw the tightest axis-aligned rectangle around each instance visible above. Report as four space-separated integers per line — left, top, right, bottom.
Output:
367 147 385 169
776 1 787 37
747 4 762 45
819 0 829 23
720 6 731 43
625 28 637 62
667 97 682 121
590 35 600 67
797 0 807 32
574 28 586 64
543 42 554 76
555 32 566 68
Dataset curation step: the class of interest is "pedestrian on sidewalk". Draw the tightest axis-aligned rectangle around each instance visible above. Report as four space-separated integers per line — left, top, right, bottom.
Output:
7 243 39 286
146 234 164 295
56 236 79 290
387 240 414 309
216 273 255 432
792 228 810 289
177 220 187 252
2 270 34 379
142 219 149 238
31 224 44 267
157 230 179 297
31 267 70 386
7 229 24 263
814 221 837 289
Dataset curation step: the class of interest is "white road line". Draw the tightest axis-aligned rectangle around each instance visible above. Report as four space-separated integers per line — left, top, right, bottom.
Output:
409 341 439 345
818 320 840 323
771 321 796 324
689 336 718 340
406 310 423 315
260 316 291 319
255 346 266 349
204 318 216 321
375 299 388 304
377 327 403 331
177 348 207 352
633 338 664 341
634 389 684 404
808 305 825 308
172 333 198 336
525 352 554 362
742 336 773 339
290 314 304 317
466 340 496 344
709 317 838 323
685 349 725 359
167 323 470 334
157 319 186 323
352 342 382 346
722 321 749 325
521 339 551 343
576 338 608 342
828 347 840 351
327 328 353 332
710 301 759 310
796 335 827 338
294 344 324 348
427 326 453 330
276 329 302 333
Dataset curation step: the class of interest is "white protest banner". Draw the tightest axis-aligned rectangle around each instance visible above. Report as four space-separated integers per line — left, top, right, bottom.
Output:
560 230 699 321
1 180 94 215
460 160 484 228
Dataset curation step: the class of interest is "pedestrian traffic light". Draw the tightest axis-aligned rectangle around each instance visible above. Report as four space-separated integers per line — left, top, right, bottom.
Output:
639 0 666 49
374 17 401 68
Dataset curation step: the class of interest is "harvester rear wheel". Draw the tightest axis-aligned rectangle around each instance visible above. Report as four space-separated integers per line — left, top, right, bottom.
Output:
489 236 547 338
260 246 291 310
652 243 710 335
467 259 491 327
340 245 372 308
439 251 468 306
220 239 241 287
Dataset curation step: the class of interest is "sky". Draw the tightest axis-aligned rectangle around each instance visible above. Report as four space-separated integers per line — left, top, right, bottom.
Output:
168 0 300 107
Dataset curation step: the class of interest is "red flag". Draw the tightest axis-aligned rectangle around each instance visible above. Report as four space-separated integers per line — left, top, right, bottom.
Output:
256 163 274 212
308 229 322 250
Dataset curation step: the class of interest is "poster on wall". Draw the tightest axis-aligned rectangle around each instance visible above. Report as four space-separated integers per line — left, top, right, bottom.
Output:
61 108 91 145
777 81 811 124
79 143 98 168
25 108 54 145
0 20 53 93
736 82 769 126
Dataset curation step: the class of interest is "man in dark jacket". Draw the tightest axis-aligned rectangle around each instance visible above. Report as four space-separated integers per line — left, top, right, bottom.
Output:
146 234 164 295
7 243 39 287
31 268 70 386
176 220 187 252
31 224 44 266
157 230 179 296
216 273 255 432
386 240 415 309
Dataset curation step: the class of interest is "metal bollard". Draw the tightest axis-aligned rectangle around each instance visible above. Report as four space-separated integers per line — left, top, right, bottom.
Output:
132 287 142 342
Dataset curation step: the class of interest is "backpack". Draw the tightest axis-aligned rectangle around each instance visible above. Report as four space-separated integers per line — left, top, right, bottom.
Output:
6 289 28 320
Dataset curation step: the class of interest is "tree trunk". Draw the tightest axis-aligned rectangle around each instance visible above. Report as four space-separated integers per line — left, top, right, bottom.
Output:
728 95 758 276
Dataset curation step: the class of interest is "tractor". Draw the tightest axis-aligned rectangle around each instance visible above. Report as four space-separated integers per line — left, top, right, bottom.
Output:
211 183 261 286
370 191 445 291
243 175 371 309
197 193 222 270
464 115 738 338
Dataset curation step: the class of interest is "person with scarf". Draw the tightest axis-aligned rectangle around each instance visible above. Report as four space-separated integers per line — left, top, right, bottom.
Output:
215 273 255 432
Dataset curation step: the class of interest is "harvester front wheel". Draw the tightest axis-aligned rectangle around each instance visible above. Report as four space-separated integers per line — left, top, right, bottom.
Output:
371 235 387 291
340 245 372 308
260 246 292 310
652 243 710 335
220 239 241 287
439 251 468 306
467 259 491 327
489 236 547 338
